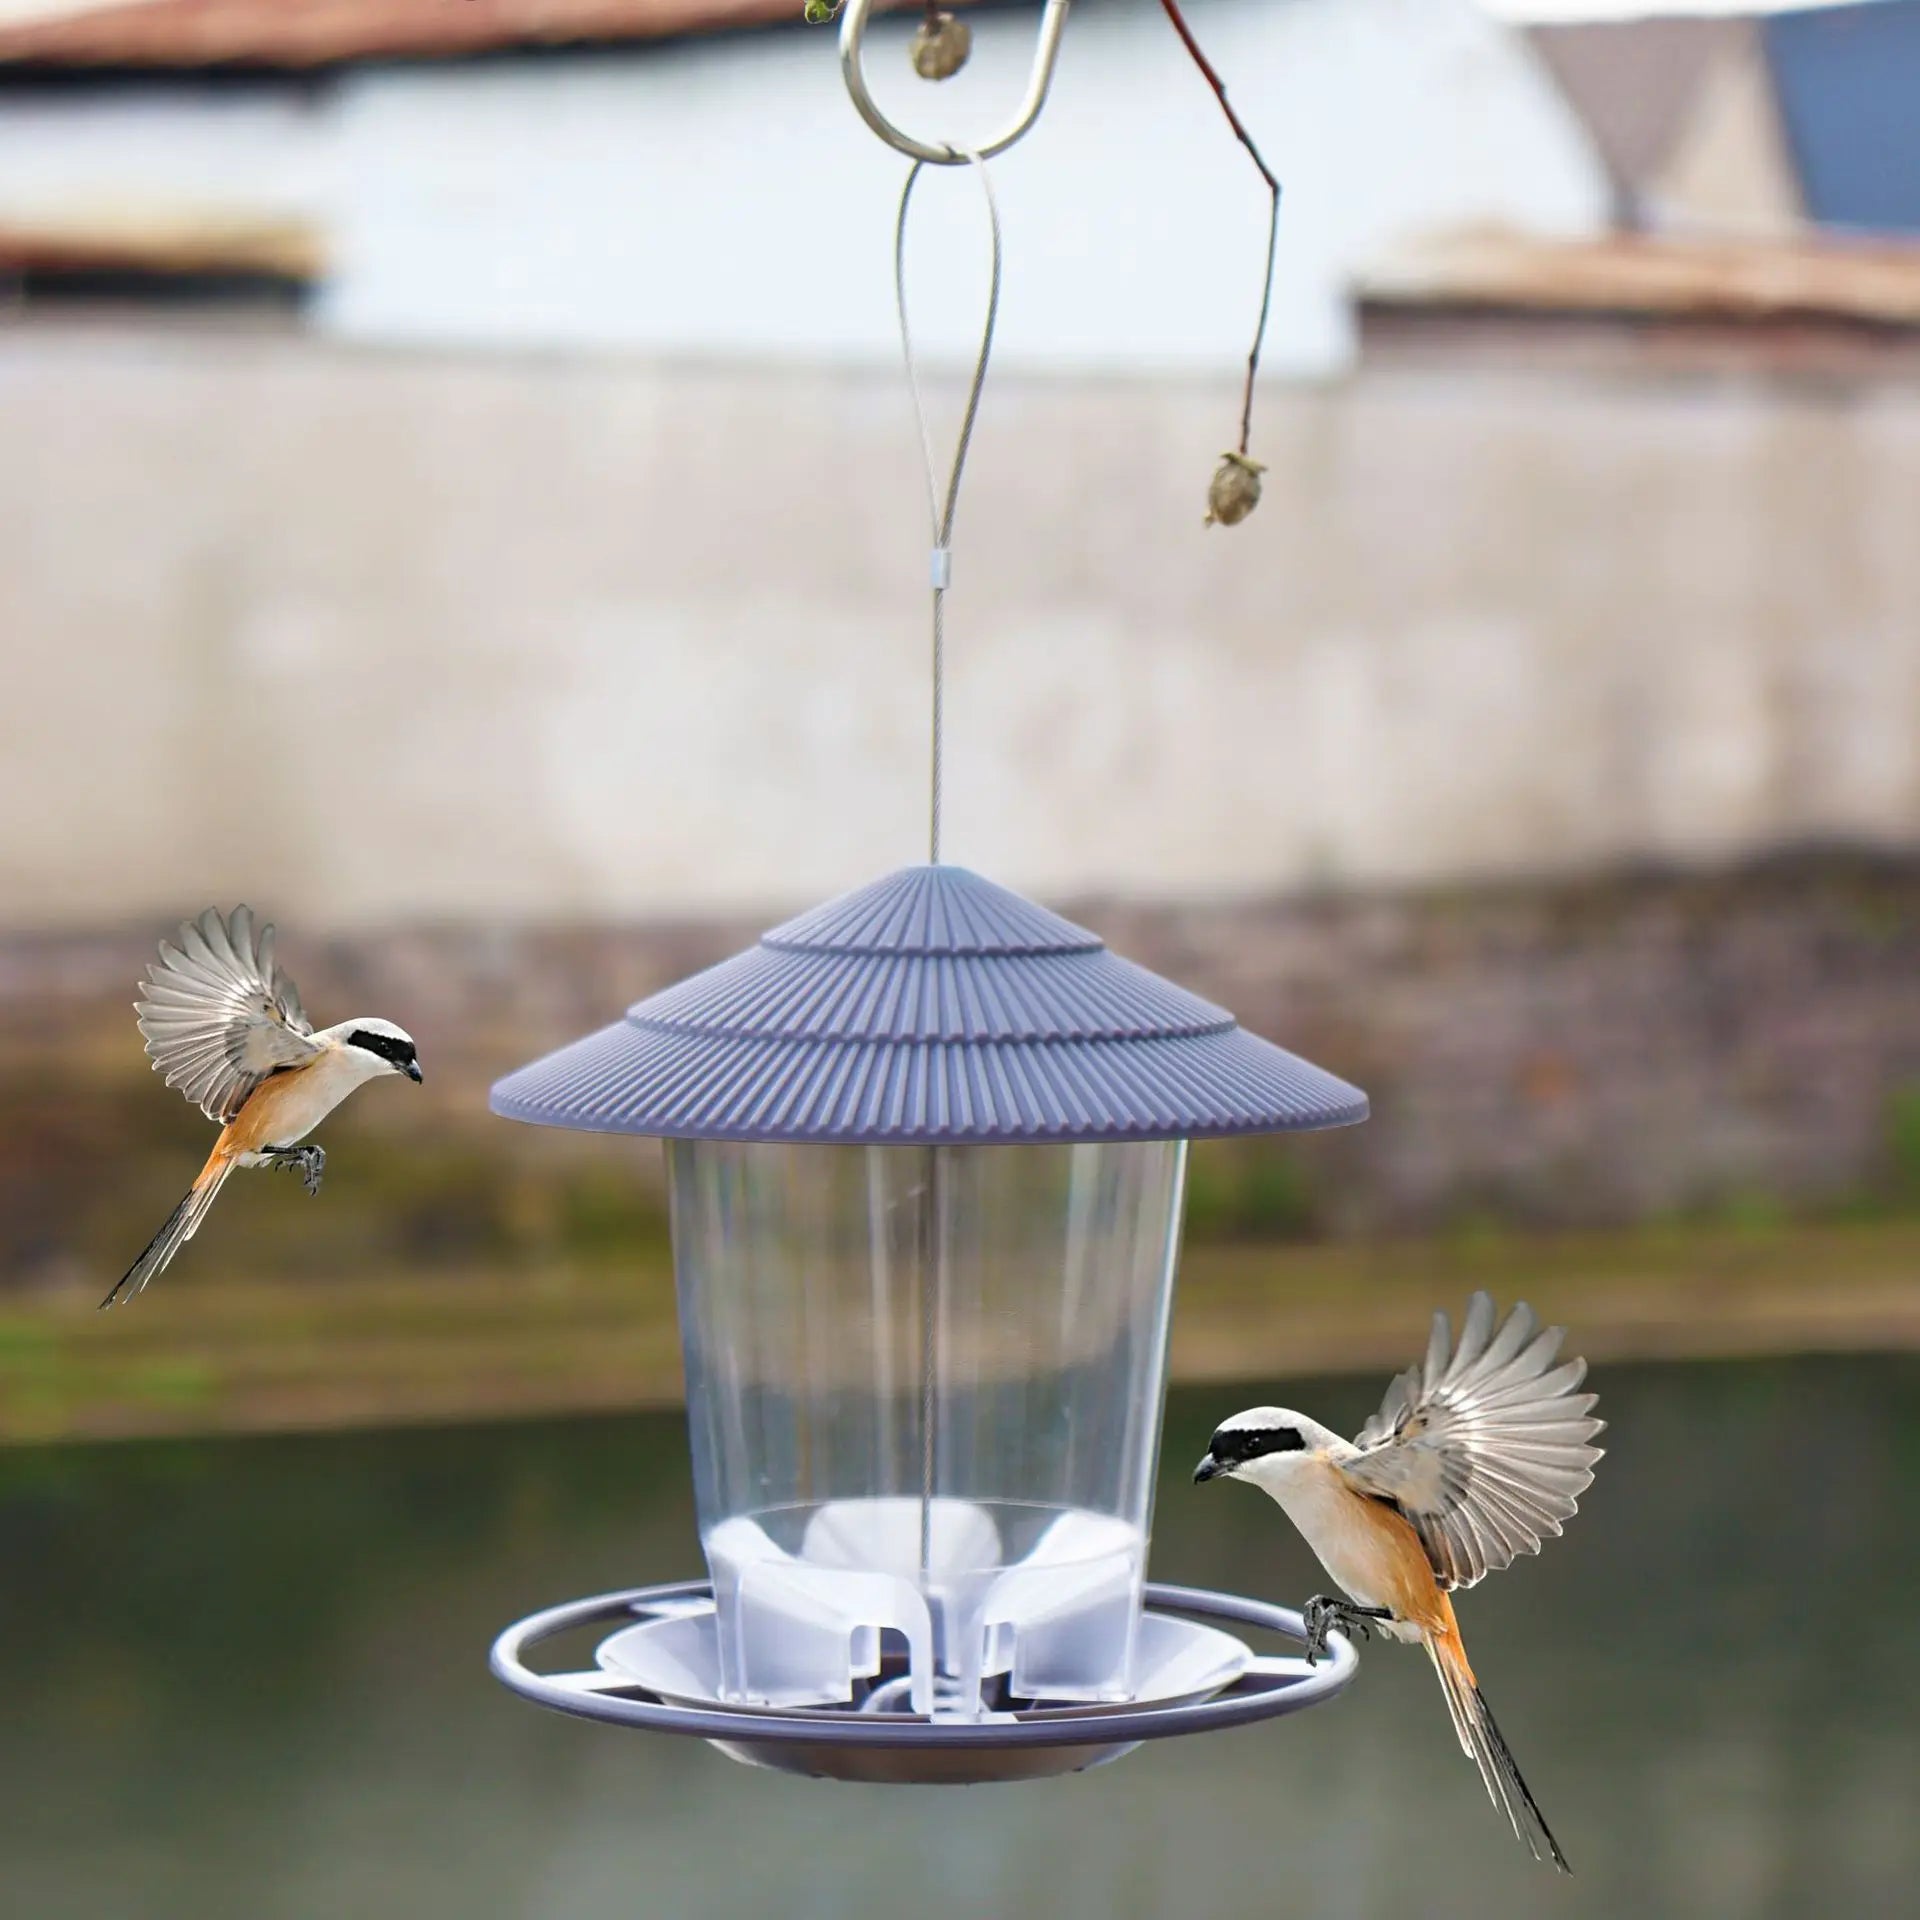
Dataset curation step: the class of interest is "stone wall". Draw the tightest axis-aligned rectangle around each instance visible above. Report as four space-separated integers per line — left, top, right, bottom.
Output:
6 853 1917 1291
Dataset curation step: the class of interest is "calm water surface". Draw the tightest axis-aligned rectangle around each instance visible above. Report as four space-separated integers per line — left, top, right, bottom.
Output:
2 1357 1916 1920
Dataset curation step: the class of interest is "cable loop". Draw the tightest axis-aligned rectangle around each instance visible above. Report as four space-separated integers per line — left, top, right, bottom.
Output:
893 153 1001 866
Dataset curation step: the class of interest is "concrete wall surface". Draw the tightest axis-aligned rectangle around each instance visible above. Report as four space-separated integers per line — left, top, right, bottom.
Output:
2 322 1918 927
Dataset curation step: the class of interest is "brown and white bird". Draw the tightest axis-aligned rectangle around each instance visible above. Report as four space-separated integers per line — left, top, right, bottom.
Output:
103 906 421 1310
1194 1292 1603 1873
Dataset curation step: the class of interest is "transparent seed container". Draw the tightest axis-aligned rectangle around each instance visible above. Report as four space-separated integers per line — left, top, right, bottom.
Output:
670 1137 1188 1720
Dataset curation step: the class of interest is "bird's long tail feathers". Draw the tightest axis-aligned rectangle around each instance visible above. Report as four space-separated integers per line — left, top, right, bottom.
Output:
1427 1631 1570 1874
101 1151 234 1310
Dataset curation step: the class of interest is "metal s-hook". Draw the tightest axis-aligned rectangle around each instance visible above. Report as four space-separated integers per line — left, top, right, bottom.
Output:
839 0 1072 165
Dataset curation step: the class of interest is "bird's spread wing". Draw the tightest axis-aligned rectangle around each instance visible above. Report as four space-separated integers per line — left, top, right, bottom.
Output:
135 906 319 1122
1338 1292 1603 1590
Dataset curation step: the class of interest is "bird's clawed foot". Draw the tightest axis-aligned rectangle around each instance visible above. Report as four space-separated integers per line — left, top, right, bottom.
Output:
268 1145 325 1195
1302 1595 1392 1665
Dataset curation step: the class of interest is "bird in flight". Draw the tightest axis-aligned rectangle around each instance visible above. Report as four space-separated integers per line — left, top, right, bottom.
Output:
102 906 421 1309
1194 1292 1602 1872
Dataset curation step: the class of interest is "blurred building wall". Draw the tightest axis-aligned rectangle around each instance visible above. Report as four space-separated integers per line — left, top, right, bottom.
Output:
0 0 1606 375
3 321 1917 928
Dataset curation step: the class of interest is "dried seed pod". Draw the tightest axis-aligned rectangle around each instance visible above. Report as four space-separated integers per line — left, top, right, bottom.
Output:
1204 451 1266 528
911 11 972 81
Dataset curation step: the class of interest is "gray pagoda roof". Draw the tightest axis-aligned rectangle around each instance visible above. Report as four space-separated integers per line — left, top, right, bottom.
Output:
490 865 1367 1145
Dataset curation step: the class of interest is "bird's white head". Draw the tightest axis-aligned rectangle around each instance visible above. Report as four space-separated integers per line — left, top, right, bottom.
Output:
1193 1406 1348 1493
336 1017 423 1083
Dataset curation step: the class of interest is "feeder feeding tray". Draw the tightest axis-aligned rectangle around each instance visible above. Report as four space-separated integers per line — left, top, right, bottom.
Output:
492 1579 1358 1784
488 866 1368 1781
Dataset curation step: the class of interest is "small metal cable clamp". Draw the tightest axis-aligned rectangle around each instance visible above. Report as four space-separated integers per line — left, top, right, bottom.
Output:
839 0 1073 165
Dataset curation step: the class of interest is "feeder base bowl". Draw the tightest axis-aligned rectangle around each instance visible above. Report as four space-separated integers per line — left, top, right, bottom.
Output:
708 1731 1141 1785
491 1579 1359 1785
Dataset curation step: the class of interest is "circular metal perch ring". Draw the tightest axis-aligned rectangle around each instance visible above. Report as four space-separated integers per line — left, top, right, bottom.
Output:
492 1578 1358 1777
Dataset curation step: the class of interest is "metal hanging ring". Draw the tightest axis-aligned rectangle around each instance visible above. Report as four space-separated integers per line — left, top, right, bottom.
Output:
839 0 1072 165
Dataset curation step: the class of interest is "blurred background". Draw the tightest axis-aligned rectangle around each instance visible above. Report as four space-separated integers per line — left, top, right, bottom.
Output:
1 0 1916 1914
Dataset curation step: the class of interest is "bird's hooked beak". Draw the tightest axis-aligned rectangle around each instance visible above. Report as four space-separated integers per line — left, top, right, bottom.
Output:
1193 1452 1223 1484
404 1059 424 1084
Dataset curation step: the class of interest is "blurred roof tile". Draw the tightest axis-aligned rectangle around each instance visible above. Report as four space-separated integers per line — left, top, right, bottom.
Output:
1358 224 1920 327
0 205 322 277
0 0 935 69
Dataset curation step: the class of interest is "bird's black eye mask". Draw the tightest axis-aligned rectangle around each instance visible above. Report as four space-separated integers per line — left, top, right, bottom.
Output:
348 1030 416 1071
1209 1425 1306 1467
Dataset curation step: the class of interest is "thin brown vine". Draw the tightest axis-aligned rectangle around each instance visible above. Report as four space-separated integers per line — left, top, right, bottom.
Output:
1158 0 1281 460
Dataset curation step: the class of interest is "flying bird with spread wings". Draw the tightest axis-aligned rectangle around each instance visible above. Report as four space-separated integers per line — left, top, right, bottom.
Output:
102 906 421 1310
1193 1292 1603 1873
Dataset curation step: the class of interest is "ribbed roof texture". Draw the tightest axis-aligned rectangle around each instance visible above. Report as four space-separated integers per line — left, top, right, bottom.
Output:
491 866 1369 1145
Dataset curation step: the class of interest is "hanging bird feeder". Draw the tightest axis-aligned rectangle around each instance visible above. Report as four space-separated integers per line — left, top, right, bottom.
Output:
487 0 1370 1783
490 867 1367 1781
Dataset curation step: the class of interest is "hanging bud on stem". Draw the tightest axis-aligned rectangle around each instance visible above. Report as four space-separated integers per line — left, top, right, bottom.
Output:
1159 2 1282 534
1204 452 1265 528
911 11 972 80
